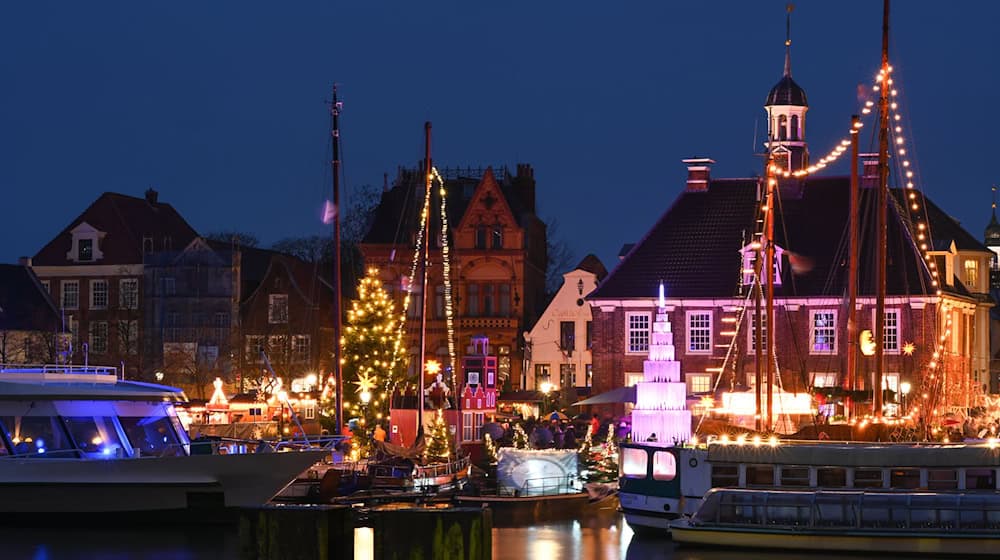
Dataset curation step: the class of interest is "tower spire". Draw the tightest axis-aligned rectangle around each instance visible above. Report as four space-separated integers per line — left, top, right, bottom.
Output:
784 3 794 77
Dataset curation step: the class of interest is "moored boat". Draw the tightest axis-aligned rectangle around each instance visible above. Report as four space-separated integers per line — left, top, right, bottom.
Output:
0 364 327 520
671 487 1000 556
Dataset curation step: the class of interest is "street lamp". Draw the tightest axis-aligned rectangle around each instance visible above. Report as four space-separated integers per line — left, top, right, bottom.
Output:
900 381 911 417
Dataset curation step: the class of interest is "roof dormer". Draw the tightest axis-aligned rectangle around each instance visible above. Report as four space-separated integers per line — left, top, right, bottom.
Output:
66 222 106 263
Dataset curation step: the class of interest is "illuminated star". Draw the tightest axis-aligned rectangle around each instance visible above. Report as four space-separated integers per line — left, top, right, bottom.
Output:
354 372 377 395
902 342 916 356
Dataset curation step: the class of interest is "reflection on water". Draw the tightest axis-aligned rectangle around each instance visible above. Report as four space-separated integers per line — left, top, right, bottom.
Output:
1 526 239 560
493 503 633 560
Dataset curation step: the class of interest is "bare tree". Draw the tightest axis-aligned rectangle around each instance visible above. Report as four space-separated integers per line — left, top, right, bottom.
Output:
205 231 260 248
342 183 380 244
543 217 578 297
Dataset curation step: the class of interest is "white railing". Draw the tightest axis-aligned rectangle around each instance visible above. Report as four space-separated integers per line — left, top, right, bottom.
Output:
0 363 118 377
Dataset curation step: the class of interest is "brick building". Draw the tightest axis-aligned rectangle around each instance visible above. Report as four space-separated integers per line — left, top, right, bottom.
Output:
0 264 65 363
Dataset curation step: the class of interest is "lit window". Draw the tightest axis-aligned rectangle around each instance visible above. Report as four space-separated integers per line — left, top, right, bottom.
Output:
621 447 648 478
810 310 837 354
652 451 677 481
965 259 979 288
748 314 768 354
560 321 575 352
78 239 94 262
810 372 837 388
292 335 311 362
688 374 711 394
626 312 650 354
686 311 712 353
881 309 900 354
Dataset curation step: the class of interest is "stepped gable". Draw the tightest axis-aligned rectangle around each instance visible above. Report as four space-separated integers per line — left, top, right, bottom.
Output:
593 175 977 301
33 191 198 265
0 265 61 331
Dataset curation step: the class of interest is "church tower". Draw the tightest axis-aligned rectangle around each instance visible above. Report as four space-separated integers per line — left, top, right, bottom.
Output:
764 6 809 172
985 187 1000 289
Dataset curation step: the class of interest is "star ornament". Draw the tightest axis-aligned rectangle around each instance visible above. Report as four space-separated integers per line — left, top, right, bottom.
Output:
902 342 916 356
354 372 377 395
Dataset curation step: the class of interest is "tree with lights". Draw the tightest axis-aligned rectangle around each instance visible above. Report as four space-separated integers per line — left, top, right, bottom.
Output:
424 408 453 462
579 424 618 483
512 423 529 449
319 267 409 456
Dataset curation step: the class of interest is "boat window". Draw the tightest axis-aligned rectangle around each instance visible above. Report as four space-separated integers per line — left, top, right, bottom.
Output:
816 467 847 488
620 447 648 478
927 469 958 490
120 415 184 457
63 416 126 457
966 468 997 490
745 465 774 487
652 451 676 481
889 468 921 489
1 416 76 457
854 468 883 489
711 464 739 487
780 466 810 487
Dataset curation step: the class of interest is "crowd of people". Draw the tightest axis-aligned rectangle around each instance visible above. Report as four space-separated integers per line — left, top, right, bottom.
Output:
491 412 631 449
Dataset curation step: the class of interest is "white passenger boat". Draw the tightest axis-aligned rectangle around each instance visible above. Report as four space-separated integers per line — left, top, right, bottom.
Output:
670 487 1000 556
0 364 327 519
619 438 1000 534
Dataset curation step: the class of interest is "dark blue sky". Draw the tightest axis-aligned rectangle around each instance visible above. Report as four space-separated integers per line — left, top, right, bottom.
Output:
3 2 998 271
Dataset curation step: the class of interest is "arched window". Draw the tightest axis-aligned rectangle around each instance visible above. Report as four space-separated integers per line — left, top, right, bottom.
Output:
778 114 788 141
790 115 800 140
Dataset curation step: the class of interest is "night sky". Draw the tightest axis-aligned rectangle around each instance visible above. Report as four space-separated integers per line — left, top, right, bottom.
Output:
3 2 998 271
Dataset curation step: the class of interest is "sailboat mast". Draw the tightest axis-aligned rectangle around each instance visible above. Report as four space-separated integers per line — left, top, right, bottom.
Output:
331 85 344 433
417 122 433 433
765 161 776 431
874 0 891 420
846 115 860 405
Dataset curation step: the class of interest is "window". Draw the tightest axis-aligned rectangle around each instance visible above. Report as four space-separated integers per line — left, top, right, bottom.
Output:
41 280 50 294
967 469 997 490
467 284 479 316
482 284 494 316
78 239 93 262
688 373 711 394
89 321 109 354
560 321 575 352
586 321 593 350
61 280 79 310
626 312 651 354
777 114 788 140
686 311 712 353
817 467 847 488
462 413 474 442
927 469 958 490
652 451 677 481
748 314 768 353
143 236 154 254
498 285 511 316
585 364 593 387
621 447 649 478
121 320 139 354
965 259 979 288
781 466 810 487
625 372 644 386
435 285 445 319
90 280 108 310
790 114 800 141
491 224 503 249
534 364 551 388
162 277 176 296
810 310 837 354
559 364 576 387
890 469 921 489
303 405 316 420
711 464 739 487
740 244 783 286
475 226 487 249
810 372 837 388
880 309 900 354
292 335 311 362
746 465 775 486
269 294 289 324
247 336 266 362
119 279 139 309
854 468 883 489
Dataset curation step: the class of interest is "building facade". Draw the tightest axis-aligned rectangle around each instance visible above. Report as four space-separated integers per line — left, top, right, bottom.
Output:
523 255 607 391
361 165 547 396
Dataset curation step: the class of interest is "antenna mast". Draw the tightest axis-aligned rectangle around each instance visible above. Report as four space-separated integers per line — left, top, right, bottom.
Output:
417 122 433 434
874 0 890 421
331 86 344 433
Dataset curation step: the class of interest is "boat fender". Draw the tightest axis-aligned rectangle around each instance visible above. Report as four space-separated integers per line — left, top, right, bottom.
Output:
689 457 698 468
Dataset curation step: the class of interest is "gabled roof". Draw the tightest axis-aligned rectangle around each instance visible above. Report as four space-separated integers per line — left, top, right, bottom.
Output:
362 165 538 246
592 176 981 301
575 254 608 281
33 191 198 266
0 265 62 332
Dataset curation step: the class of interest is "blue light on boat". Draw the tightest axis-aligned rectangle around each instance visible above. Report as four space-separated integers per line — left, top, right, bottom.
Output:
38 448 45 454
36 438 45 448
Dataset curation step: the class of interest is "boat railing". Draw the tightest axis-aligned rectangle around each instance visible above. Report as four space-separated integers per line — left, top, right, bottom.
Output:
499 474 579 497
415 455 470 479
0 363 118 378
699 489 1000 532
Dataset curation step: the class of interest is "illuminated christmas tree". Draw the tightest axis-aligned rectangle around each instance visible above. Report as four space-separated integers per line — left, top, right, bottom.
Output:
424 408 453 462
320 267 409 455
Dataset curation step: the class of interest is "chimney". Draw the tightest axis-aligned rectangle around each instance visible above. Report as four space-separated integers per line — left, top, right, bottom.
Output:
860 153 879 189
514 163 536 213
682 158 715 192
18 256 32 266
145 188 159 204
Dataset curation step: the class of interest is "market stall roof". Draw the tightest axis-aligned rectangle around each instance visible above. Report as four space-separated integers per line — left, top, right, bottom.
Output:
573 386 636 406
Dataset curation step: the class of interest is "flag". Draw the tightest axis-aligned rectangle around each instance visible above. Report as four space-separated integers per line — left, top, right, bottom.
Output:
322 200 337 224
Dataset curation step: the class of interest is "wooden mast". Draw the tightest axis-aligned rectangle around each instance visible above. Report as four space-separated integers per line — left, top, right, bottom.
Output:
331 85 344 433
846 114 860 407
874 0 891 421
417 122 433 435
765 159 776 431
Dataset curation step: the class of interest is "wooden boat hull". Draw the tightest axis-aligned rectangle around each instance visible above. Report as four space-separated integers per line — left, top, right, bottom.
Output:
456 492 616 525
671 522 1000 556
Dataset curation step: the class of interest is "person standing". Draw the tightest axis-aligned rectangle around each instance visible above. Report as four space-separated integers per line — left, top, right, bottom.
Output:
373 424 387 442
590 414 600 438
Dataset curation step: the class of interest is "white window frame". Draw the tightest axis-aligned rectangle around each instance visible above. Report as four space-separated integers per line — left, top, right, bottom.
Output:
881 372 900 393
688 373 711 394
119 279 139 310
747 313 769 354
740 243 784 286
873 308 901 355
269 294 289 324
686 310 713 354
292 335 311 362
462 412 474 442
625 312 651 354
964 258 979 289
625 372 644 387
89 321 109 354
809 309 838 355
90 279 108 310
61 280 79 310
246 336 266 362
